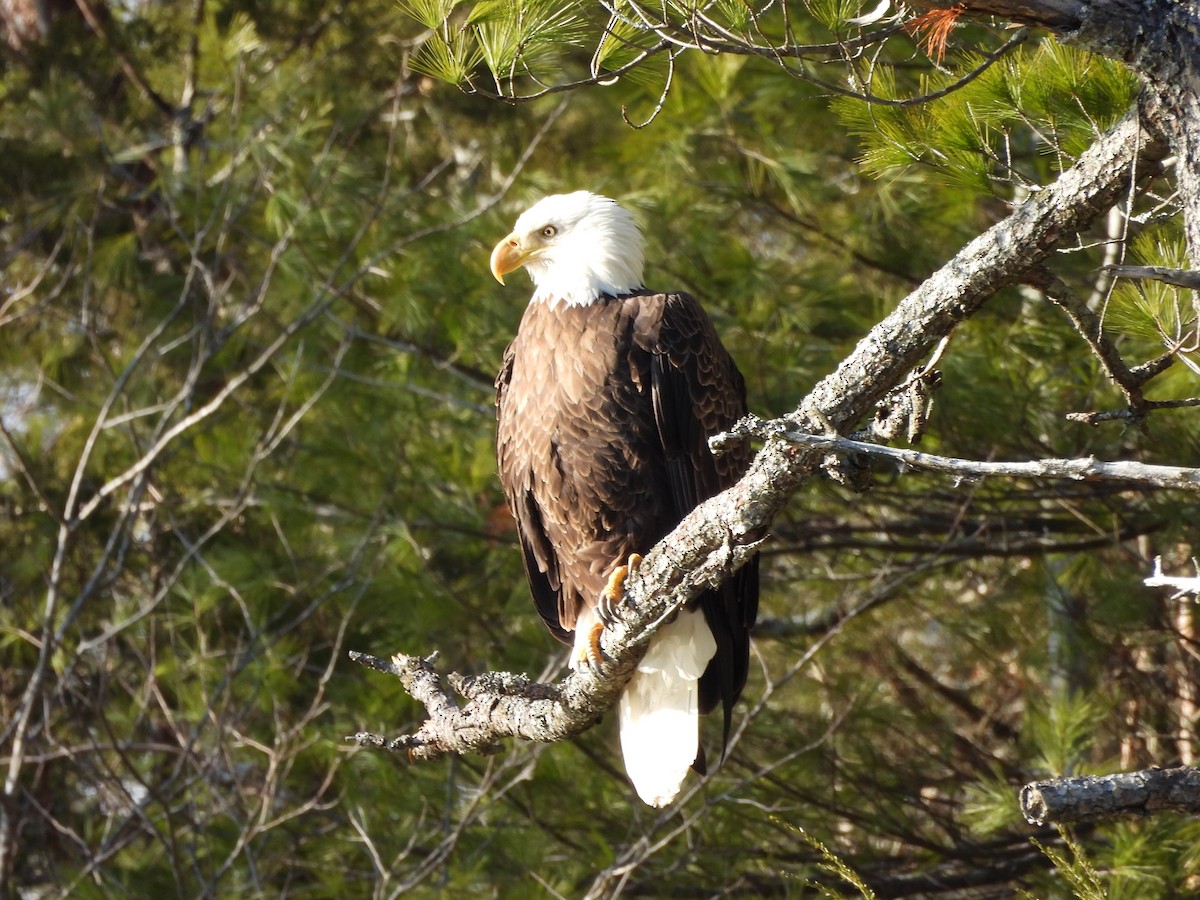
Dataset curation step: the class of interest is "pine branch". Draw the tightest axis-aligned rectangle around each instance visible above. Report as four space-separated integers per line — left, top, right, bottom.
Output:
349 110 1164 765
909 0 1084 29
73 0 176 118
1066 398 1200 426
941 1 1200 266
1021 766 1200 825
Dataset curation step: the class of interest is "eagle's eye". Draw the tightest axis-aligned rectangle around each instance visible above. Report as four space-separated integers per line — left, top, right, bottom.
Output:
540 225 557 239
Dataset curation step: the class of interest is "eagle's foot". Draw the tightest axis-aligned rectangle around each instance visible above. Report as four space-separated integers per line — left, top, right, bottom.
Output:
574 619 607 669
597 553 642 627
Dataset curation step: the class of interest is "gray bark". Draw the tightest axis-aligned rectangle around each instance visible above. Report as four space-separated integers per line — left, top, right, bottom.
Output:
1071 2 1200 260
726 421 1200 491
1103 265 1200 290
1022 767 1200 824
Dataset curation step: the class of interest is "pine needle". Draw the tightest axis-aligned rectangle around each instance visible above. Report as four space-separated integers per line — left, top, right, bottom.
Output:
904 5 964 63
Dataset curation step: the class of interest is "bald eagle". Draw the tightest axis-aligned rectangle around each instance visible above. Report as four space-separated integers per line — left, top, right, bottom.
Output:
490 191 758 806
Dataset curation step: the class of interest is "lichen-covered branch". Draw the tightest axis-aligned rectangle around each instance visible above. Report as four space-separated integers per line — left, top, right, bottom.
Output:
721 419 1200 492
930 0 1200 266
1021 767 1200 825
350 109 1164 764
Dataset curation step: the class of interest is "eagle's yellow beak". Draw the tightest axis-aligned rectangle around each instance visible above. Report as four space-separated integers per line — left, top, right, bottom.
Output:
490 233 528 285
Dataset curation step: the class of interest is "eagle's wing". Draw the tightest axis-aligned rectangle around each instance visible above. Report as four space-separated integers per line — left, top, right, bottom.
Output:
496 341 572 644
641 292 760 747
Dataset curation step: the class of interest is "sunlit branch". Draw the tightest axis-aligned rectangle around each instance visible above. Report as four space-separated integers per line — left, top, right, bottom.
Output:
1144 556 1200 596
473 3 1023 108
1028 267 1177 415
716 417 1200 493
1022 766 1200 825
468 40 672 102
602 0 908 58
762 27 1029 108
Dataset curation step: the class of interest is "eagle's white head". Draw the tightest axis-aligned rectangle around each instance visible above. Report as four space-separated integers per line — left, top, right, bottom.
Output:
490 191 645 308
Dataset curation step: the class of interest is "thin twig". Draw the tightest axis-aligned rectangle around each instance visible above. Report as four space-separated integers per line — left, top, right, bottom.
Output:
1102 264 1200 290
1030 268 1148 401
73 0 176 117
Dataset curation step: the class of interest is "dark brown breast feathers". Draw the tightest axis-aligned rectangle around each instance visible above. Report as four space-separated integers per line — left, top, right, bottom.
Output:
495 290 759 736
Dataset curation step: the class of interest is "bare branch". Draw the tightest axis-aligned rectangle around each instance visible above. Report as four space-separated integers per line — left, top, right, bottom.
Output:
473 3 1027 109
1018 267 1196 424
1103 264 1200 289
1021 766 1200 825
1031 268 1155 405
72 0 176 118
1145 556 1200 595
1066 396 1200 425
718 418 1200 492
911 0 1085 28
0 418 65 526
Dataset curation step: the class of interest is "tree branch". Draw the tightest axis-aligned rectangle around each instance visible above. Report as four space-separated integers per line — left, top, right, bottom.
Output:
1102 264 1200 290
718 418 1200 492
73 0 176 118
1144 556 1200 595
910 0 1085 30
1029 268 1170 412
1021 766 1200 825
352 109 1165 765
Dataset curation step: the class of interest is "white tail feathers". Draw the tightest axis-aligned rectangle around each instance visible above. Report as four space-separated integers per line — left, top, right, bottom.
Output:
618 608 717 807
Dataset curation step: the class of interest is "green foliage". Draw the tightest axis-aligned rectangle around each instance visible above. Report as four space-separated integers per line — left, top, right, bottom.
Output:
790 822 879 899
1106 229 1198 371
405 0 593 86
834 42 1138 189
808 0 868 33
1025 693 1105 776
1030 829 1108 900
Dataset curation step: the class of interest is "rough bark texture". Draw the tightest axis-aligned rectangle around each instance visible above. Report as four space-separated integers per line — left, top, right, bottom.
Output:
913 0 1086 28
1071 1 1200 262
792 113 1162 435
914 0 1200 825
1022 766 1200 824
354 111 1166 761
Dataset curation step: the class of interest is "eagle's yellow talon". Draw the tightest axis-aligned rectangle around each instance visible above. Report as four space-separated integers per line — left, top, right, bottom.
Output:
572 619 606 668
598 553 642 625
587 620 605 668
